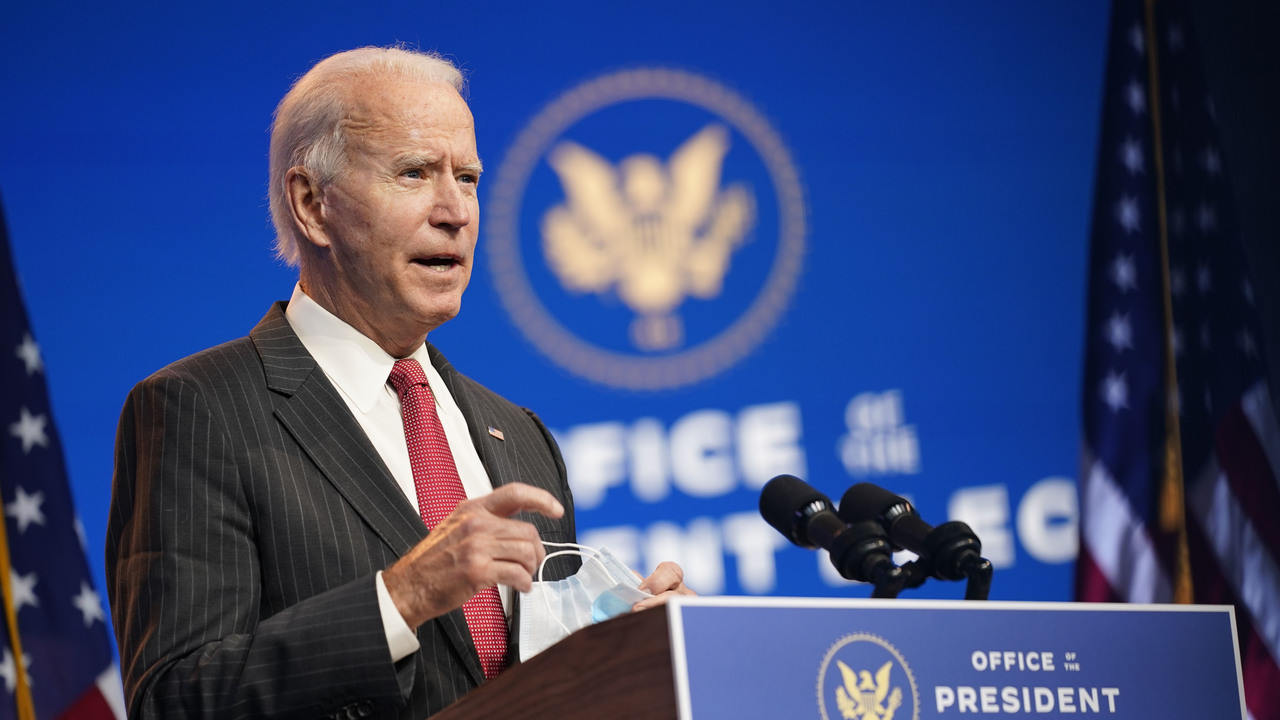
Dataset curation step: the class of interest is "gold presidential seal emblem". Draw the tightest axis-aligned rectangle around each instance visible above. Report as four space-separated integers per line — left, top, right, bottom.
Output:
818 633 920 720
486 68 806 390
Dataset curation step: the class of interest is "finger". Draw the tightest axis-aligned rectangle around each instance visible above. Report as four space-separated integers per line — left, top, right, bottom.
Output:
631 585 697 612
478 482 564 520
482 522 548 574
489 558 539 593
631 594 668 612
448 527 548 594
637 561 685 595
385 513 552 627
439 513 548 579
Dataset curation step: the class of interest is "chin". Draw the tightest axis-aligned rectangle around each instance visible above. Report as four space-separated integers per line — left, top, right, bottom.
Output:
414 304 462 333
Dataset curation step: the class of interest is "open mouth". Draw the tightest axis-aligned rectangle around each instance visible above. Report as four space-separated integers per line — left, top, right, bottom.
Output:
412 255 461 269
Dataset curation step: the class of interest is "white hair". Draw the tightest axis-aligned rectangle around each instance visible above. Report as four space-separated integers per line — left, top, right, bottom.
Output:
267 46 466 266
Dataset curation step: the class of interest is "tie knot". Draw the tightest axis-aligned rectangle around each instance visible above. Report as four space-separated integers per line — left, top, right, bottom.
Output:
387 358 429 397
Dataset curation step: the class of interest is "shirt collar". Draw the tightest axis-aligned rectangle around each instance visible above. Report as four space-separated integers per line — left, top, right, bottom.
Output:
285 283 432 414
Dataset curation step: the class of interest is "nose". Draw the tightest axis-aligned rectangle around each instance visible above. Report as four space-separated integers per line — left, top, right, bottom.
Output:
429 176 472 229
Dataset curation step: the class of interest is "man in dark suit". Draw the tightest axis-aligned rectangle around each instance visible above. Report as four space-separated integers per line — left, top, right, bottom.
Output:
107 46 690 719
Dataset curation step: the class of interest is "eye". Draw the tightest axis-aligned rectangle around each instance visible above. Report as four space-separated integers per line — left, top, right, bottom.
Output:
458 172 479 186
402 168 424 180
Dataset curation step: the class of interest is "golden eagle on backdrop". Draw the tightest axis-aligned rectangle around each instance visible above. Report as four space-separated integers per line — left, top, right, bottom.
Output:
541 123 756 350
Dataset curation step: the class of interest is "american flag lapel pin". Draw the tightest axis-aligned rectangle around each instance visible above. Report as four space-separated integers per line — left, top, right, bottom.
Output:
488 426 505 441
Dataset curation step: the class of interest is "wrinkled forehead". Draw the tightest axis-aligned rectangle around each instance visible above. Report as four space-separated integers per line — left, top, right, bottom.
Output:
342 75 475 146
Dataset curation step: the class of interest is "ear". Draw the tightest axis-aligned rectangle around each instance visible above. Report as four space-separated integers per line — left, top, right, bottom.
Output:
284 167 332 249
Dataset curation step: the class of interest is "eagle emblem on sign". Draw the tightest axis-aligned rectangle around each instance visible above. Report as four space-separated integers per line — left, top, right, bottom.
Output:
541 123 756 350
835 659 903 720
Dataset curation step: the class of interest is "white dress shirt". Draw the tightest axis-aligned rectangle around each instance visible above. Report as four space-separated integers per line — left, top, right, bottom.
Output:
285 284 506 663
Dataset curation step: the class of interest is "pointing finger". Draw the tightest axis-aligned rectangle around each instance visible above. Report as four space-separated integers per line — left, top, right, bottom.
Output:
478 482 565 520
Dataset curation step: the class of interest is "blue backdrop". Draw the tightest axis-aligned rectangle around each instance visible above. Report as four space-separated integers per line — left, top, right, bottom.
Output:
1 1 1110 659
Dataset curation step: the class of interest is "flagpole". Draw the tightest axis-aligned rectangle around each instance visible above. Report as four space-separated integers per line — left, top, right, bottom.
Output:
1142 0 1193 604
0 513 37 719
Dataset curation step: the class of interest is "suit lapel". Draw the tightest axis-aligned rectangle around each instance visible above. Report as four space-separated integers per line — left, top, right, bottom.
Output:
428 344 517 491
251 303 426 554
251 305 485 685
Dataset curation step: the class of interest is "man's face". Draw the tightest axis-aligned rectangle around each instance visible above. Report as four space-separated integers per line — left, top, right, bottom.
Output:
313 77 481 350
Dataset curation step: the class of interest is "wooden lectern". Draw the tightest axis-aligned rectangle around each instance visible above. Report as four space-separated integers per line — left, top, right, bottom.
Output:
433 608 677 720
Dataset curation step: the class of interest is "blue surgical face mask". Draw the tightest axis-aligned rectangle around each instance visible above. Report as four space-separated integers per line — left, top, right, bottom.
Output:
517 542 652 662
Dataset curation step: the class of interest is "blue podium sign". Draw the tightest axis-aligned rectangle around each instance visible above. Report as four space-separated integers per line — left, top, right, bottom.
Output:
666 597 1243 719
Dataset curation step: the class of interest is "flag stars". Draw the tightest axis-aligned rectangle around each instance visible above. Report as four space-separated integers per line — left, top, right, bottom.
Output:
9 407 49 454
1174 384 1188 418
1120 137 1144 174
1201 146 1222 177
1169 207 1187 237
4 486 46 534
1116 195 1141 234
1125 79 1146 115
8 569 38 613
1106 312 1134 352
1170 266 1187 296
1196 201 1217 233
1243 279 1255 306
1168 24 1185 52
1102 371 1130 412
15 334 42 376
1197 265 1212 294
1129 23 1145 54
72 581 106 627
0 649 31 694
1239 330 1258 358
1111 253 1138 292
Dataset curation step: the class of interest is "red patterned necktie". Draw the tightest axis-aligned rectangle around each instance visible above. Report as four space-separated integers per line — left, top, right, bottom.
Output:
387 358 508 679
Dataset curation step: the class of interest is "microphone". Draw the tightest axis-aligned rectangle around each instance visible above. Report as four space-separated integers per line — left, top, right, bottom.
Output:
838 482 986 582
759 475 900 586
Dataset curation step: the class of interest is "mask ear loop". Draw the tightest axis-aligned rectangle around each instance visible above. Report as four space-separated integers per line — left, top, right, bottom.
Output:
541 540 590 552
535 545 611 636
535 541 598 586
535 541 600 585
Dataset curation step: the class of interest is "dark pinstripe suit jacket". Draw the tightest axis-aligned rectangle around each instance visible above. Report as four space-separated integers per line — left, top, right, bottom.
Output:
107 303 578 719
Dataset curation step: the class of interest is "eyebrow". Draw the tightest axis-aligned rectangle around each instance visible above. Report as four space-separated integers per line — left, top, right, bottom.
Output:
393 153 483 176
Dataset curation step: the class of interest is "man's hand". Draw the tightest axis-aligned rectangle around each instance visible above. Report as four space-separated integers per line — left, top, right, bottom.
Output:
383 482 563 629
631 561 697 612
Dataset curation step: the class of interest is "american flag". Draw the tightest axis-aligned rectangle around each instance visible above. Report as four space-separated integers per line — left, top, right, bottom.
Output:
1077 1 1280 718
0 195 124 719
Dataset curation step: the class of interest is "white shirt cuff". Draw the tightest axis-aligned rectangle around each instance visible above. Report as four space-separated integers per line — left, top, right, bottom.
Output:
376 570 421 662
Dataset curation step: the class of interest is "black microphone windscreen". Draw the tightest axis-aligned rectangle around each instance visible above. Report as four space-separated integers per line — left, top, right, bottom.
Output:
839 482 907 523
759 474 830 545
